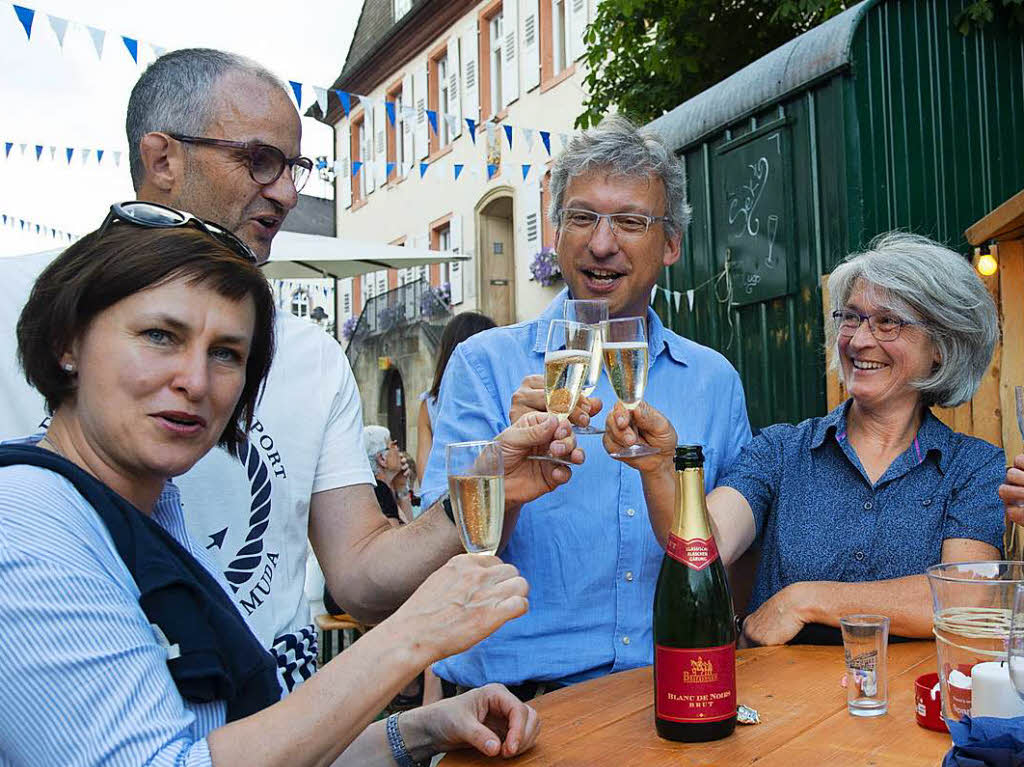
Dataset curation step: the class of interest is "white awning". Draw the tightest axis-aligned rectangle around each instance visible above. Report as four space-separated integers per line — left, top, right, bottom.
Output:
260 230 467 280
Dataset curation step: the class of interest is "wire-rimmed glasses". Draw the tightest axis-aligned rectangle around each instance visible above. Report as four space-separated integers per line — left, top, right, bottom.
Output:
563 299 608 435
602 317 658 459
558 208 671 239
831 310 925 343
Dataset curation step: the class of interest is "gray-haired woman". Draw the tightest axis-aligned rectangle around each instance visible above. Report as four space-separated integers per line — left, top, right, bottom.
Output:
604 232 1005 645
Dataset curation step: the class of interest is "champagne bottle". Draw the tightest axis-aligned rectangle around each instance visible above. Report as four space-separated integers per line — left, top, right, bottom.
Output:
653 445 737 741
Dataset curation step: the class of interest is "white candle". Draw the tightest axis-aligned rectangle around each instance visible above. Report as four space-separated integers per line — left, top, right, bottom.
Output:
970 661 1024 719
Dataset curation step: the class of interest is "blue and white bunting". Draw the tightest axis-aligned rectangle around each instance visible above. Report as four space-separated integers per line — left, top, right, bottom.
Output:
121 36 138 64
465 118 477 143
48 14 68 49
540 131 552 156
87 25 105 58
12 4 34 39
504 124 513 150
289 81 303 109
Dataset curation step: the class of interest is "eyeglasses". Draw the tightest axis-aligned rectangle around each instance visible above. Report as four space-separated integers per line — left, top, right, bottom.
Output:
168 133 313 191
831 310 925 342
558 208 671 239
98 201 258 263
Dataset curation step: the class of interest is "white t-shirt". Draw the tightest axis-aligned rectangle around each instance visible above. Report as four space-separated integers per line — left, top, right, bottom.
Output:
0 249 375 693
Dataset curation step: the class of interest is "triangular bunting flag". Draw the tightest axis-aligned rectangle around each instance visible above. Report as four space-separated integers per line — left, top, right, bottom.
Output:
522 128 535 151
96 149 104 164
82 148 92 164
673 291 682 313
419 162 429 178
87 26 105 58
687 289 695 311
503 124 514 150
289 81 302 109
48 146 56 161
48 15 68 48
540 131 551 155
1 215 5 225
335 90 351 116
465 118 477 143
122 36 139 64
65 147 73 163
559 133 570 151
313 86 328 117
4 143 12 158
650 285 658 305
487 163 498 180
153 45 166 58
426 110 438 135
386 162 395 177
19 143 27 156
385 101 396 126
521 164 531 181
454 164 464 180
13 5 34 40
351 160 362 177
34 145 42 161
113 150 122 167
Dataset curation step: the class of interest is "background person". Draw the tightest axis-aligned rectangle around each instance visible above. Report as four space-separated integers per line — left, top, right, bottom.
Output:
606 232 1005 645
420 115 751 698
417 311 497 483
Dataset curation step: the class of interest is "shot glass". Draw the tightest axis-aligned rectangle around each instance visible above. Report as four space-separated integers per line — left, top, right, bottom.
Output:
840 614 890 717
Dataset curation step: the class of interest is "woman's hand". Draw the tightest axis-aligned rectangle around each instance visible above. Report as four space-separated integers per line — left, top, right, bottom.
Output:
998 454 1024 526
498 411 585 505
603 401 677 473
401 684 541 760
387 554 528 664
509 373 602 430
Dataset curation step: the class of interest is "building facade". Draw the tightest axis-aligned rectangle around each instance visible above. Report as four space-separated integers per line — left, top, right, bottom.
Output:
316 0 596 449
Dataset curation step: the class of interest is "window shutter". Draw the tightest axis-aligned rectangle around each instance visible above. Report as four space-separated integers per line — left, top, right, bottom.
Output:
446 38 462 139
449 215 464 305
522 0 540 92
339 122 351 209
524 182 541 258
569 0 588 62
462 23 479 123
401 73 414 176
414 63 429 160
364 105 376 194
373 98 387 187
375 269 388 296
501 0 519 107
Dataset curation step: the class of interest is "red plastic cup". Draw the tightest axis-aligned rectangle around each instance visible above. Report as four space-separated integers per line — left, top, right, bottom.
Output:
915 672 948 733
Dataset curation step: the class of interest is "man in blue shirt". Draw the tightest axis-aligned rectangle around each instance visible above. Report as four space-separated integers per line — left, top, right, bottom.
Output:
421 115 752 695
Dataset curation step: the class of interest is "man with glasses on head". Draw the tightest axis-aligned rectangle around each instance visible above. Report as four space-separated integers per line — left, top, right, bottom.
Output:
420 115 753 698
0 48 579 696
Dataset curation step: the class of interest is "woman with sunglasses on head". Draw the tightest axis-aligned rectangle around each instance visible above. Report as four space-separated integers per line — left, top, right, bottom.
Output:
0 203 553 766
604 232 1005 646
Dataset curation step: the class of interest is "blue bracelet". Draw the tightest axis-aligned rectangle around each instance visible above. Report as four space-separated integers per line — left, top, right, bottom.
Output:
386 711 427 767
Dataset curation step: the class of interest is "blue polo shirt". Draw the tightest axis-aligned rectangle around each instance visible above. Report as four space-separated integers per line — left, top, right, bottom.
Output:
421 289 751 687
720 401 1006 614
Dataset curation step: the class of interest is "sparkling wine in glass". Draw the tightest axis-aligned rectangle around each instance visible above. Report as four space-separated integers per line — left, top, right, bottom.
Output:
563 299 608 435
446 440 505 556
603 316 658 458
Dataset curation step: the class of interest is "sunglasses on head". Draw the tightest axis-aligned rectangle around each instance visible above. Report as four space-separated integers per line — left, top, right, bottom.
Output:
97 201 258 263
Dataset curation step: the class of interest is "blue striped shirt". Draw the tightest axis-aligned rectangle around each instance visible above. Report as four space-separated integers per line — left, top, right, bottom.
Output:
0 460 241 766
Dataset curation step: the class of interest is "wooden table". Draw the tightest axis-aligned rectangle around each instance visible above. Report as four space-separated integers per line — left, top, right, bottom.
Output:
441 642 951 766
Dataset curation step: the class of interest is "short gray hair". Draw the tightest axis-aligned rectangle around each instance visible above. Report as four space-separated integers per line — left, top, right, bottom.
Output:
548 114 692 240
363 425 391 465
126 48 288 190
826 231 998 408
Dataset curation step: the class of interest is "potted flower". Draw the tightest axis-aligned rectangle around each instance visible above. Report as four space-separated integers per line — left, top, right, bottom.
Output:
341 315 359 342
529 247 562 288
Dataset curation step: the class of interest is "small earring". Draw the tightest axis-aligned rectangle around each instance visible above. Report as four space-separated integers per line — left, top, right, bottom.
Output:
62 362 75 373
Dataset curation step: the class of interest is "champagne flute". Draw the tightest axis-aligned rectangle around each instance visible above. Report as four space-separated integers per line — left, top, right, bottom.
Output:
564 299 608 435
526 319 596 467
603 316 658 458
446 440 505 556
1009 583 1024 701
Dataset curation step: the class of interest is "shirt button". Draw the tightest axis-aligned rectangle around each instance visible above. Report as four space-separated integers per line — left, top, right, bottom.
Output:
923 499 932 506
625 571 634 582
622 636 631 645
626 508 636 517
863 501 873 510
855 551 865 561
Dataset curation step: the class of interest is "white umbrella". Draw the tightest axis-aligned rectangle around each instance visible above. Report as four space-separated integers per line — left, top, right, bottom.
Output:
260 230 467 280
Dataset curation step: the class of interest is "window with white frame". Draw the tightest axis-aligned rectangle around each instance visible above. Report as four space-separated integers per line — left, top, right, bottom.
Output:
489 12 504 116
437 54 452 147
552 0 568 74
290 288 310 318
438 225 452 286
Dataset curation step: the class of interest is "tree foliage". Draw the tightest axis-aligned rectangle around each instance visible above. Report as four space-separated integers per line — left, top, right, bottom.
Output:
577 0 1020 129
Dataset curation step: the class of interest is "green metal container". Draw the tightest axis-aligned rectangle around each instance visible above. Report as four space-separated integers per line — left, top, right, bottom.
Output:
647 0 1024 430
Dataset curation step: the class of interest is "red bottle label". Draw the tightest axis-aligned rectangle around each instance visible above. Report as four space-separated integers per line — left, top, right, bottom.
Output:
666 533 719 571
655 643 736 723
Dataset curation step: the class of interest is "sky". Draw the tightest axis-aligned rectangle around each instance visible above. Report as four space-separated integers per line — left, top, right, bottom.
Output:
0 0 364 257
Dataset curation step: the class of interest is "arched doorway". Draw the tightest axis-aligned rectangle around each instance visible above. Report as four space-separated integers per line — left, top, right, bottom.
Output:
381 367 407 450
475 188 516 326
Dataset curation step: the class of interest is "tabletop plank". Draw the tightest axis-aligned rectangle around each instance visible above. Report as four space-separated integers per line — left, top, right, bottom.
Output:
441 642 948 766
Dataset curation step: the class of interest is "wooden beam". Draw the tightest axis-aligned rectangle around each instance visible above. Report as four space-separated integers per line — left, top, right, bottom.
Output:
966 187 1024 245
